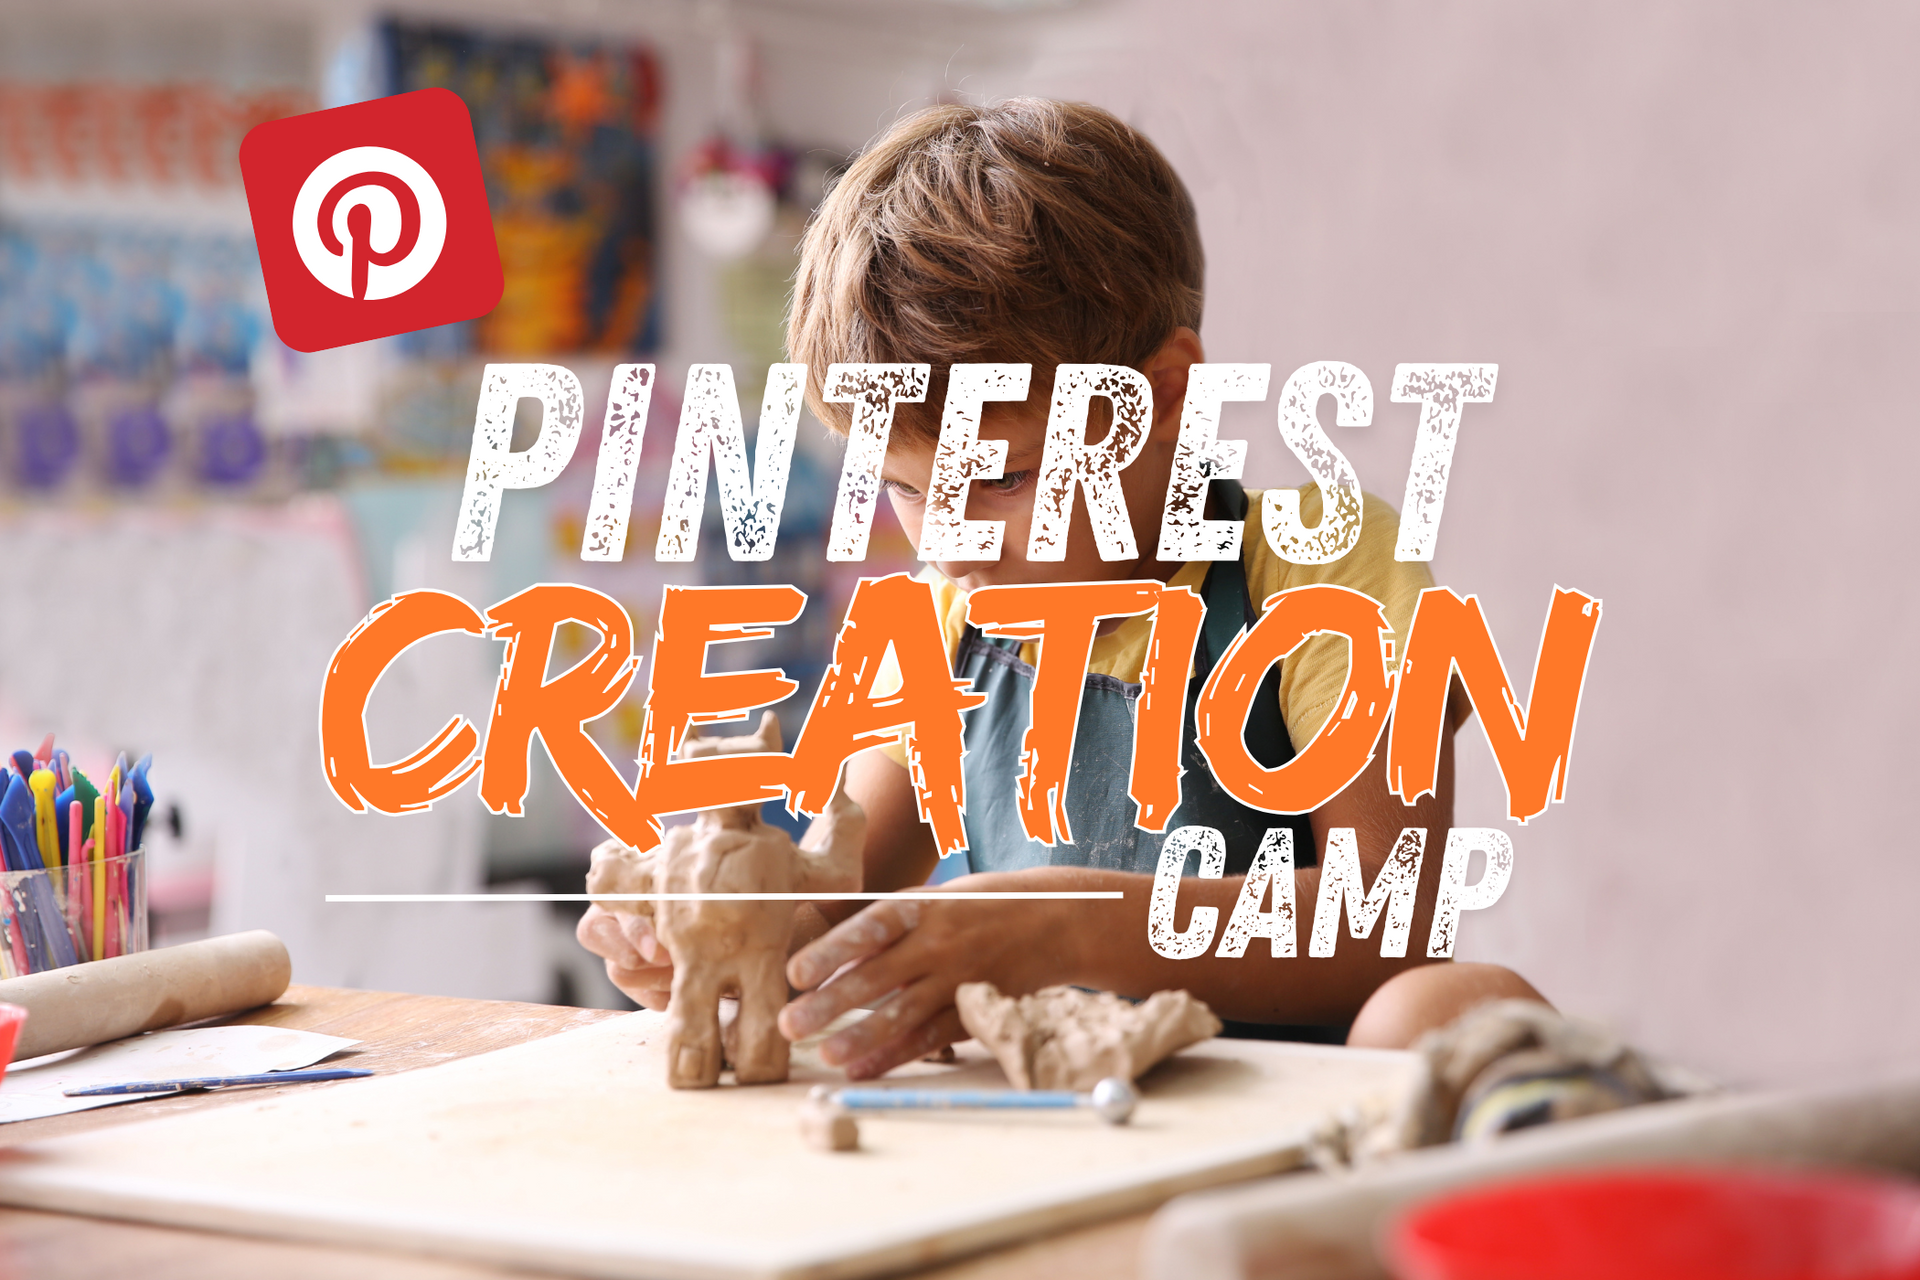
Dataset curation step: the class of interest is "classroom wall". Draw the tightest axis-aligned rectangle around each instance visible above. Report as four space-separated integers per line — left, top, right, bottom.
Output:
951 0 1918 1088
0 502 553 999
6 0 1912 1079
609 0 1920 1086
0 0 1020 999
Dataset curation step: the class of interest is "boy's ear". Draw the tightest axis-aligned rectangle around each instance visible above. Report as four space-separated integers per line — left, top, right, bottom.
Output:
1142 326 1206 436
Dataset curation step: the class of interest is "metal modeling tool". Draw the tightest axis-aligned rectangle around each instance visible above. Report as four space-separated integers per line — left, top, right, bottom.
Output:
800 1077 1138 1151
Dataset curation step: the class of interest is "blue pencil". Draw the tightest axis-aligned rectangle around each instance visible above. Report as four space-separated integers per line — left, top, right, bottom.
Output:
63 1068 373 1097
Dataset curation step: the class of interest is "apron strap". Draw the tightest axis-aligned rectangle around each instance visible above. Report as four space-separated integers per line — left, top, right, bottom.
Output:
1194 480 1294 771
1197 480 1255 671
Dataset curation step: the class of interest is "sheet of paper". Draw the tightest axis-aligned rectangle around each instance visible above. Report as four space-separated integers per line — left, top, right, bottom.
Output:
0 1026 359 1123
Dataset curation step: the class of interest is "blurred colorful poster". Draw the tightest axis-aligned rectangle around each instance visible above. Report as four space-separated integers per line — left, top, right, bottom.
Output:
385 22 662 357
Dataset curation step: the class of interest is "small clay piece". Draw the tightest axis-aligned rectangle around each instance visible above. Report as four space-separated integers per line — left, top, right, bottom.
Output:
955 983 1223 1091
800 1085 861 1152
587 713 866 1090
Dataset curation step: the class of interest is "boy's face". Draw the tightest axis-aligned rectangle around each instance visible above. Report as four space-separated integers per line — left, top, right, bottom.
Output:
880 397 1184 591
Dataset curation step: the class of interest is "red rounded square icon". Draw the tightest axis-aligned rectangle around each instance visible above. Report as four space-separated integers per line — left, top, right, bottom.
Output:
240 88 504 353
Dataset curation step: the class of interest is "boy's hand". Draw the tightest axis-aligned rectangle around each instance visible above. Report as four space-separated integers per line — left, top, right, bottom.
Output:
576 905 675 1010
777 880 1073 1080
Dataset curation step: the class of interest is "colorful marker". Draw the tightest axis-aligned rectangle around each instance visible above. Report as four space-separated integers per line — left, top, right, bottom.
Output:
30 771 58 873
92 795 107 963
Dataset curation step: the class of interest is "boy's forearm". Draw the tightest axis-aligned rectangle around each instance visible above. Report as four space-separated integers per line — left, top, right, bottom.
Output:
996 865 1439 1026
834 729 1456 1024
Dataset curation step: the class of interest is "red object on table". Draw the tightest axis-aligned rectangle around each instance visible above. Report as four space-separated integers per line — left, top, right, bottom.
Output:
0 1003 25 1079
1386 1167 1920 1280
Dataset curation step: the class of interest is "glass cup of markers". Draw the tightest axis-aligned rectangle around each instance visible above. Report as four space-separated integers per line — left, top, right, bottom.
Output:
0 744 153 977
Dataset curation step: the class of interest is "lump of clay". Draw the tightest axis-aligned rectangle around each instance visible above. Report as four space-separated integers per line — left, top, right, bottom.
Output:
1306 998 1712 1171
955 983 1222 1091
587 712 865 1090
1392 998 1680 1151
800 1086 860 1152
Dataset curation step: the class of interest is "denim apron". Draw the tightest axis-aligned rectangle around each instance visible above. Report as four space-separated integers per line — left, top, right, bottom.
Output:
938 481 1345 1041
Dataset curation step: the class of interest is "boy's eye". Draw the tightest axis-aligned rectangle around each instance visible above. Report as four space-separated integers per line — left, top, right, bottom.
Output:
979 469 1036 496
884 470 1033 502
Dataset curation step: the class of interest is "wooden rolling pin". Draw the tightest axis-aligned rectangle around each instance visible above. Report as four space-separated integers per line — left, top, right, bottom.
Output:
0 931 291 1062
1142 1069 1920 1280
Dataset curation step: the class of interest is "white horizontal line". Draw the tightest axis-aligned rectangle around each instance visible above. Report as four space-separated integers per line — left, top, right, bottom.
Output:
325 892 1125 903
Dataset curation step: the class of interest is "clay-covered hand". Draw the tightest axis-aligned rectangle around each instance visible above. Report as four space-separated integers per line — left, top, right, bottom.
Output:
776 876 1074 1079
575 905 676 1011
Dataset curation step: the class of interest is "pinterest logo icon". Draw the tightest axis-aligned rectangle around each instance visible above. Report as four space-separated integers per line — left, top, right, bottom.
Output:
241 90 502 352
293 148 446 301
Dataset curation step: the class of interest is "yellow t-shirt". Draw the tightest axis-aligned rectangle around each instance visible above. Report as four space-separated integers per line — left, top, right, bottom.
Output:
879 486 1437 768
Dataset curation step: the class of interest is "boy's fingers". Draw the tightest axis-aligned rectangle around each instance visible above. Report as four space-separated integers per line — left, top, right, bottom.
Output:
843 1005 968 1081
616 913 666 964
578 907 642 968
780 924 932 1041
585 908 678 1010
787 899 921 991
605 959 673 1011
781 958 900 1041
818 978 946 1067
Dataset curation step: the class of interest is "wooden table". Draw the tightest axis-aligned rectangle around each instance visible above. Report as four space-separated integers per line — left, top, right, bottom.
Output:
0 986 1148 1280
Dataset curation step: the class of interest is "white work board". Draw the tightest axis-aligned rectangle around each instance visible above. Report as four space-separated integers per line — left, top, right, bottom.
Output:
0 1011 1416 1280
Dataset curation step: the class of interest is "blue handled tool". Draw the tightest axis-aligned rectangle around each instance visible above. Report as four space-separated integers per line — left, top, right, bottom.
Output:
22 875 74 969
53 784 74 863
63 1068 373 1097
8 883 47 971
0 774 41 871
820 1077 1138 1125
128 754 154 852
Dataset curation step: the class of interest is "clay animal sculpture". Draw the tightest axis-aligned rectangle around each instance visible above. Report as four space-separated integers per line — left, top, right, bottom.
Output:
955 982 1222 1091
587 712 866 1089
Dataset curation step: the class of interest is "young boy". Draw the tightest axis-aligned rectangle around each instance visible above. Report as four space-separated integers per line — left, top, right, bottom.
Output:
580 99 1541 1078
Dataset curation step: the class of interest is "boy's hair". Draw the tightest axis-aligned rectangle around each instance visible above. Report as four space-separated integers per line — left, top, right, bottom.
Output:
788 98 1204 440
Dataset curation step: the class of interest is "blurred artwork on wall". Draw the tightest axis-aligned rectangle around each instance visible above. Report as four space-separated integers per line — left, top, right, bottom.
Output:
0 20 665 500
0 82 314 499
384 22 663 362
